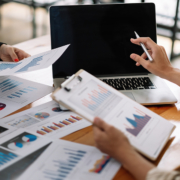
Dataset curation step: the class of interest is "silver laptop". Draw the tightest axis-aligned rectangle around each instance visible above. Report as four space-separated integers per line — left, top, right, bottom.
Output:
50 3 177 105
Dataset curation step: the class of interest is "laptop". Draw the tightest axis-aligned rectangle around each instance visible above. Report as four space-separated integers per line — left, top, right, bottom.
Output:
50 3 177 105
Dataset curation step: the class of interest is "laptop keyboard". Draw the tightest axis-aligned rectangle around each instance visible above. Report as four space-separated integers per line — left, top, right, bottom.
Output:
101 77 156 90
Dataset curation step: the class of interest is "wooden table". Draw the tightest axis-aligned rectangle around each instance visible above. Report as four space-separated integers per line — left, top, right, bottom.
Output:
11 35 180 180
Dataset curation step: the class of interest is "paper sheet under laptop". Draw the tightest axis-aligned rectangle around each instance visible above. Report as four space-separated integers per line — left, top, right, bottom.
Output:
0 44 70 76
52 70 175 160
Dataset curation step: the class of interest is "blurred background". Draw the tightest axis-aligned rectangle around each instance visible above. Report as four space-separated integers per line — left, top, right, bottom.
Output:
1 0 180 61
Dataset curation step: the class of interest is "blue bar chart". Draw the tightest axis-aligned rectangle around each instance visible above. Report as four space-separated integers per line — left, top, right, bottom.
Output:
0 78 37 103
0 148 18 168
42 148 86 180
0 62 22 72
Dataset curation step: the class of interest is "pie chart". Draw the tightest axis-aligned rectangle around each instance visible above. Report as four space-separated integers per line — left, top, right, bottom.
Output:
22 134 37 142
8 142 23 150
0 103 6 111
34 112 50 119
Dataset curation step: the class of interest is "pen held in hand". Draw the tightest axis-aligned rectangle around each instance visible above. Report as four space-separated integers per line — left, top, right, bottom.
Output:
134 31 153 62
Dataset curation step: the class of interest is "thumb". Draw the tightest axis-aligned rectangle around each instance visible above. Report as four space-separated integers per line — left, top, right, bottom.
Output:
93 117 109 131
9 48 19 62
130 53 149 68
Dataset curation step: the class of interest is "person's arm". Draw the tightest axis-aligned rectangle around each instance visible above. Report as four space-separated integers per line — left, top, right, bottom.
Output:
130 37 180 86
93 117 154 180
0 43 30 62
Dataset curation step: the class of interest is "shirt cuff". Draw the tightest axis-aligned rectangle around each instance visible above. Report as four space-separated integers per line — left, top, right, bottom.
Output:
146 168 180 180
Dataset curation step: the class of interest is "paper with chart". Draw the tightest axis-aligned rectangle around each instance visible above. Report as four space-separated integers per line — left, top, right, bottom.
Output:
52 70 175 160
0 44 70 76
1 101 91 139
0 76 53 118
0 128 51 171
19 140 121 180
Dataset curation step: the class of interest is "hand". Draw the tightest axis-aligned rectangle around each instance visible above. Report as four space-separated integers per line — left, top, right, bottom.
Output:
130 37 174 80
93 117 134 161
0 44 30 62
93 117 155 180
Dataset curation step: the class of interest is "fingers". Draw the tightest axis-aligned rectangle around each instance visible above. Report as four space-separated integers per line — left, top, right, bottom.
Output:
93 117 109 131
130 53 150 69
130 37 157 50
15 48 31 60
7 47 19 62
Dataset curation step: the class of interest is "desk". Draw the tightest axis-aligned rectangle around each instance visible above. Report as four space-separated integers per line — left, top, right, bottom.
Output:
11 35 180 180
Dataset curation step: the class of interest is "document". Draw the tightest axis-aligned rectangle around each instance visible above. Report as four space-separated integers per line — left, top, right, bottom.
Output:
52 70 175 160
0 45 69 76
0 76 53 118
0 129 51 171
19 140 121 180
1 101 91 139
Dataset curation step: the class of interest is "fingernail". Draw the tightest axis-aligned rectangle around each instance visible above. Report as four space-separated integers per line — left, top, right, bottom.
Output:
130 54 135 59
131 38 135 40
15 59 19 62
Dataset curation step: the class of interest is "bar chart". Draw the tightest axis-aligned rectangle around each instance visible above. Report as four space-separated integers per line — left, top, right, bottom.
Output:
0 62 22 72
81 85 112 111
36 115 82 136
125 107 151 136
0 148 18 167
42 148 86 180
0 78 38 103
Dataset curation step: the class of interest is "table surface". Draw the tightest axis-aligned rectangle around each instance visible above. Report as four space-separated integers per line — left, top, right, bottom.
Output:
10 35 180 180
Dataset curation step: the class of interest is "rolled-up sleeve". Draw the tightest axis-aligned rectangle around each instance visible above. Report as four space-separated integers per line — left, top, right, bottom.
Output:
146 168 180 180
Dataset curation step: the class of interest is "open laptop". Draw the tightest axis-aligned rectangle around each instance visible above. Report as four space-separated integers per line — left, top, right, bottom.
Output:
50 3 177 105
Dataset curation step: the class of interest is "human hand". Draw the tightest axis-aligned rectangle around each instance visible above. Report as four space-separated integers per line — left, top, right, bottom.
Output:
130 37 174 80
0 44 30 62
93 117 134 162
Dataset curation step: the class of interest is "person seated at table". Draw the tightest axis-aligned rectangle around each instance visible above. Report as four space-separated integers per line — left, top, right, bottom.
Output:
0 42 30 62
93 37 180 180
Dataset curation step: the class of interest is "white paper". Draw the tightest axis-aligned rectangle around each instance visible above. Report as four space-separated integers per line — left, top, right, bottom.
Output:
53 70 175 160
19 140 121 180
1 101 91 139
0 129 52 171
0 45 70 76
0 76 53 118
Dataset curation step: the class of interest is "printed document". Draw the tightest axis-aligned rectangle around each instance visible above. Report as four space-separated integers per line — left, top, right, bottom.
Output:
19 140 121 180
52 70 175 160
0 76 53 118
0 45 69 76
1 101 91 139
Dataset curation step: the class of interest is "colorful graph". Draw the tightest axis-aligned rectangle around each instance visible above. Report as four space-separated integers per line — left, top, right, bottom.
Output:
42 148 86 179
22 134 37 142
0 103 6 111
125 108 151 136
35 112 50 119
8 142 23 150
0 62 22 72
0 148 18 167
52 107 61 112
37 115 82 135
89 155 111 173
81 85 112 111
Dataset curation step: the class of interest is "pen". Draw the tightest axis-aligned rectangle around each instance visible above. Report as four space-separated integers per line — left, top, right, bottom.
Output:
134 31 153 62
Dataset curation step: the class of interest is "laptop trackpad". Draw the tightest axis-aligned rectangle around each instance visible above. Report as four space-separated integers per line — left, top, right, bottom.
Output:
122 92 136 101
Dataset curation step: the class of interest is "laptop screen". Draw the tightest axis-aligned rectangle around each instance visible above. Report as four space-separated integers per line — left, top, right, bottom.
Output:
50 3 156 78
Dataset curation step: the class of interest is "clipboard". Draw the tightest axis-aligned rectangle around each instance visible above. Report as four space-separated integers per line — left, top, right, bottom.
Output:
52 69 175 160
